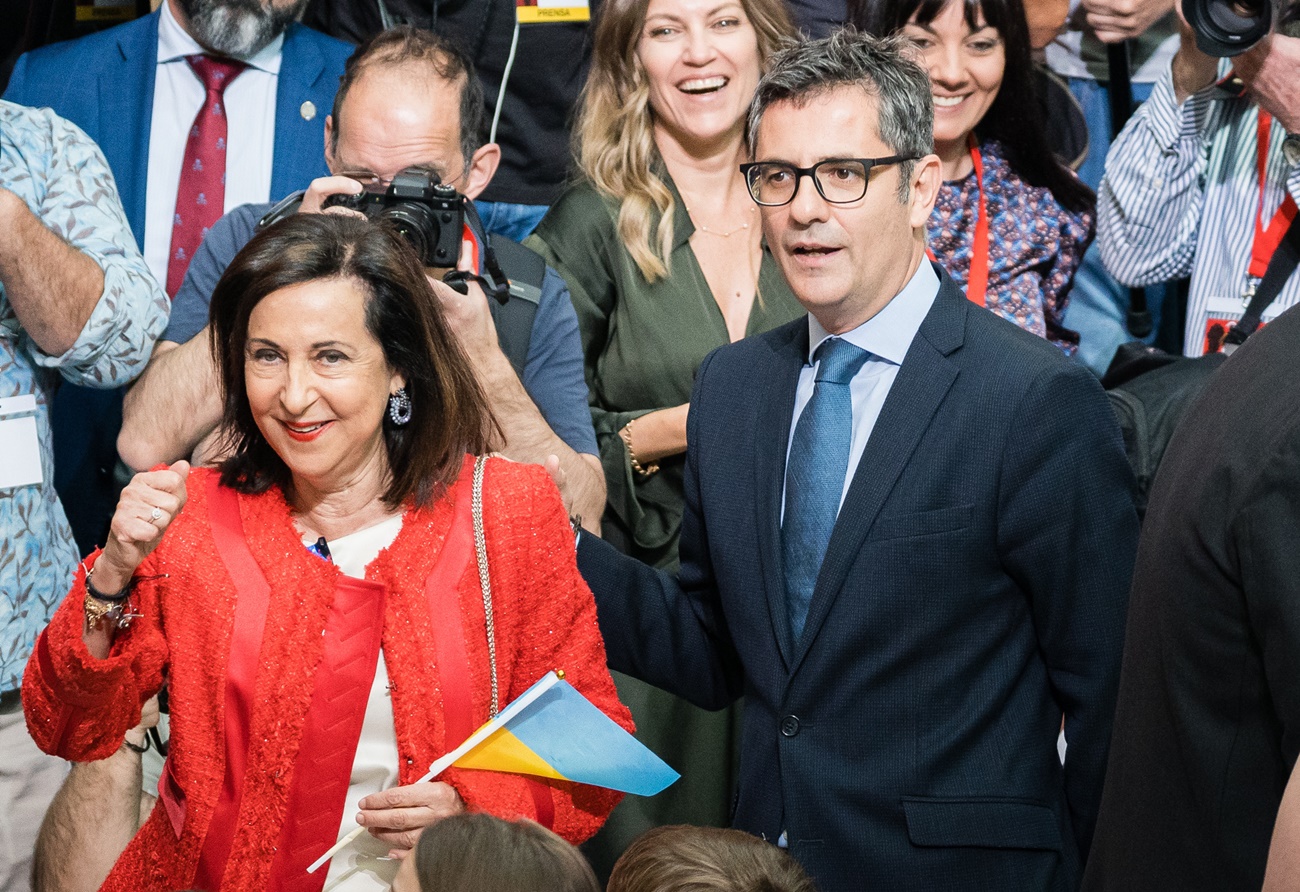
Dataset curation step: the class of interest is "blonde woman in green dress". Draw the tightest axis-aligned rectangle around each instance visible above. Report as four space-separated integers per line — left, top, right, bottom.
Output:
526 0 802 876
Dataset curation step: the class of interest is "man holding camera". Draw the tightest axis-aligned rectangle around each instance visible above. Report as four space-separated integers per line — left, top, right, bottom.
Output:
117 26 605 529
1096 0 1300 357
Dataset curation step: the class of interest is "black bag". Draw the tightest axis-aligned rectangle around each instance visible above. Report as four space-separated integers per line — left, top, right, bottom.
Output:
1104 214 1300 519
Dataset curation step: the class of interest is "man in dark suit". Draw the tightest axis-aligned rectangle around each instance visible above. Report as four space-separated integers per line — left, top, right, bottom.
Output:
3 0 352 555
1083 303 1300 891
577 31 1139 892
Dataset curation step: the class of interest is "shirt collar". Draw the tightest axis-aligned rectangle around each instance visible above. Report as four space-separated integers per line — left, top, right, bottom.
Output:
806 260 940 366
157 0 284 74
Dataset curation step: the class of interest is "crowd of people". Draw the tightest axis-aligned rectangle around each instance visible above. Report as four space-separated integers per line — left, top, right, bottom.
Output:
0 0 1298 890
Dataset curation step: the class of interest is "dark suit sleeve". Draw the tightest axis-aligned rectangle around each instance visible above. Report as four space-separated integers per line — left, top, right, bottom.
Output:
996 362 1139 862
1238 433 1300 755
576 349 745 710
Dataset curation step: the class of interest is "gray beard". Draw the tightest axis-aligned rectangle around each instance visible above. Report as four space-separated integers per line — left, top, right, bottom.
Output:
177 0 307 59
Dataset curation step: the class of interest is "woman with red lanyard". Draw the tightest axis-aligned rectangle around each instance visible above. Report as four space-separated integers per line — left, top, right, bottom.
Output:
853 0 1096 354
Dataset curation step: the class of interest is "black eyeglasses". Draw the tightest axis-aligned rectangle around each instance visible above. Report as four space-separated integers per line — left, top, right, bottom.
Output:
739 156 918 207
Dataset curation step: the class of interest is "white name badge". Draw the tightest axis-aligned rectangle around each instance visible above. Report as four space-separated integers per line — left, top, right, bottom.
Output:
1194 294 1285 356
516 0 590 23
0 394 44 490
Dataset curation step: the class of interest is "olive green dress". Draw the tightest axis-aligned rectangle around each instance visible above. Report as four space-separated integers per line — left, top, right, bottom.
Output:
526 177 803 876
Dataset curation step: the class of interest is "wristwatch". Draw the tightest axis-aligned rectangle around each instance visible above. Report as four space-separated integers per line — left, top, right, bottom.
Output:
1284 133 1300 167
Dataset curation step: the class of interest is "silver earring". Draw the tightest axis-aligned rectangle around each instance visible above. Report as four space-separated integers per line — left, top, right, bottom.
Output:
388 388 412 426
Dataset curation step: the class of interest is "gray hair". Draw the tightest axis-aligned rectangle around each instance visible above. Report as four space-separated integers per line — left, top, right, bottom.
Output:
746 29 934 200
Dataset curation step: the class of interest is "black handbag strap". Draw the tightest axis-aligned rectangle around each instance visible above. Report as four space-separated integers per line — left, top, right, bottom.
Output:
1225 211 1300 346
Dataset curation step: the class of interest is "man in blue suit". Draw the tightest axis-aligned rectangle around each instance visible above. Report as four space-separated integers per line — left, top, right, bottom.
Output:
3 0 352 555
578 31 1139 892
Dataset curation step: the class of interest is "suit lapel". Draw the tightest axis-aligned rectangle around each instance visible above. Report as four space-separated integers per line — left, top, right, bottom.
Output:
752 320 808 670
790 276 967 675
101 13 159 247
271 25 328 197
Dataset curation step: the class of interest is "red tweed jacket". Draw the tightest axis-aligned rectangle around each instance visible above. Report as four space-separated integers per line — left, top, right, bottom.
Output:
23 458 630 891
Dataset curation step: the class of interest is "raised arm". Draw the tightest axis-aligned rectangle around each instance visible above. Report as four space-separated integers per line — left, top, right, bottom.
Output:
22 464 188 761
118 335 225 471
427 252 606 533
117 204 261 470
1096 21 1223 289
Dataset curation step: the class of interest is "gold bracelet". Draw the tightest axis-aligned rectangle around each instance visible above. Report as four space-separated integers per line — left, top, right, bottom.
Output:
620 417 660 478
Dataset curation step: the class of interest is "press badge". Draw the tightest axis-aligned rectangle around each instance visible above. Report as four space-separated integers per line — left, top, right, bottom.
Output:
516 0 590 23
1195 294 1283 355
0 394 44 490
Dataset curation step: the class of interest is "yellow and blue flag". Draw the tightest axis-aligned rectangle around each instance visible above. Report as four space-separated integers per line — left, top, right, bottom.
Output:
452 671 679 797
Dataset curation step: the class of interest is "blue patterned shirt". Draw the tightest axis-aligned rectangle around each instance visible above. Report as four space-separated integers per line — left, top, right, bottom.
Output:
0 100 168 691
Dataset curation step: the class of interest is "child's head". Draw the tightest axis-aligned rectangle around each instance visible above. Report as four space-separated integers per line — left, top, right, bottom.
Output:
607 825 818 892
391 813 600 892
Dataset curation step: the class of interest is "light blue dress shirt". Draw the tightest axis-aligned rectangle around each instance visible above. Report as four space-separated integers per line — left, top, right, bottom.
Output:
782 260 939 520
0 101 168 691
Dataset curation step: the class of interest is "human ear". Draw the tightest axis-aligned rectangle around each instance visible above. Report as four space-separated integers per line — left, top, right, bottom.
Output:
324 115 337 172
460 143 502 200
907 153 943 229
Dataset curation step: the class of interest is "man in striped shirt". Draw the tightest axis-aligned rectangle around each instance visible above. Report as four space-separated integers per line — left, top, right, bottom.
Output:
1097 4 1300 357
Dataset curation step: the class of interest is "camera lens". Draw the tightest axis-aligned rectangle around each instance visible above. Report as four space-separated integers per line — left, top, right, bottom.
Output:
381 201 441 266
1182 0 1272 56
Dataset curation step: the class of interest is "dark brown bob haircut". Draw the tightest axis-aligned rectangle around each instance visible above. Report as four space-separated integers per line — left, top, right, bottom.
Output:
607 825 817 892
209 213 497 508
411 813 600 892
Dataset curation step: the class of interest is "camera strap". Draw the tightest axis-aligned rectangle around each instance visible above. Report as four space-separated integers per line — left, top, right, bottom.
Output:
458 198 512 305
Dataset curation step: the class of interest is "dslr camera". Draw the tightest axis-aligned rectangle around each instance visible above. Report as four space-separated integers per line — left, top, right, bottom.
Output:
1182 0 1283 55
322 167 463 268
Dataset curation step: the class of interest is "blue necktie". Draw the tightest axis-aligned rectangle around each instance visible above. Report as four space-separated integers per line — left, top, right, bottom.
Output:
782 337 870 641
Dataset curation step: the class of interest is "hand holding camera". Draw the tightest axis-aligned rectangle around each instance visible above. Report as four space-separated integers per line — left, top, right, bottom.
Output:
319 168 465 270
1181 0 1281 57
263 167 512 303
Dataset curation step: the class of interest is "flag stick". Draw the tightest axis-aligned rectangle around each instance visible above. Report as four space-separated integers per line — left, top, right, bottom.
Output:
306 671 563 873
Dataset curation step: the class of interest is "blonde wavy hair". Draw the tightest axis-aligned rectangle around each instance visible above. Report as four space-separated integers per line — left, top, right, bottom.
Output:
575 0 796 282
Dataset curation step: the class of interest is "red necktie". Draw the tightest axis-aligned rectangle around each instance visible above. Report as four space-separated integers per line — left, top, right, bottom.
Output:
167 54 247 297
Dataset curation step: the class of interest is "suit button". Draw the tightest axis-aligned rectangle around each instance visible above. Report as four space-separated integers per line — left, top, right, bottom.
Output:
780 715 800 737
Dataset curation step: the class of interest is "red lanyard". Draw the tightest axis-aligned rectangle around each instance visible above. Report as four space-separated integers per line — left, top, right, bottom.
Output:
965 135 990 307
926 136 989 307
1249 110 1299 280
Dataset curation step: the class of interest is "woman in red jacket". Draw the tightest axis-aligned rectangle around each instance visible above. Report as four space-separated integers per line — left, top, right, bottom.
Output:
22 214 632 892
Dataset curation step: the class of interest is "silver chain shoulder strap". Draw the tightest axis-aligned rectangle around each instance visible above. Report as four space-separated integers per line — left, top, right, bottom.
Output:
471 455 499 718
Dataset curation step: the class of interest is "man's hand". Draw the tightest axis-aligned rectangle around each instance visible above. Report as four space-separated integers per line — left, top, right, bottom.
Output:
299 174 365 216
426 240 606 530
426 238 503 366
124 695 162 752
1171 6 1221 103
1082 0 1174 43
1236 33 1300 133
356 781 465 858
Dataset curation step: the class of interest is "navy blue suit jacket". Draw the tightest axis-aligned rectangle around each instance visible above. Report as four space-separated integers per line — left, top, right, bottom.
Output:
3 12 352 553
579 270 1139 892
4 11 352 246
